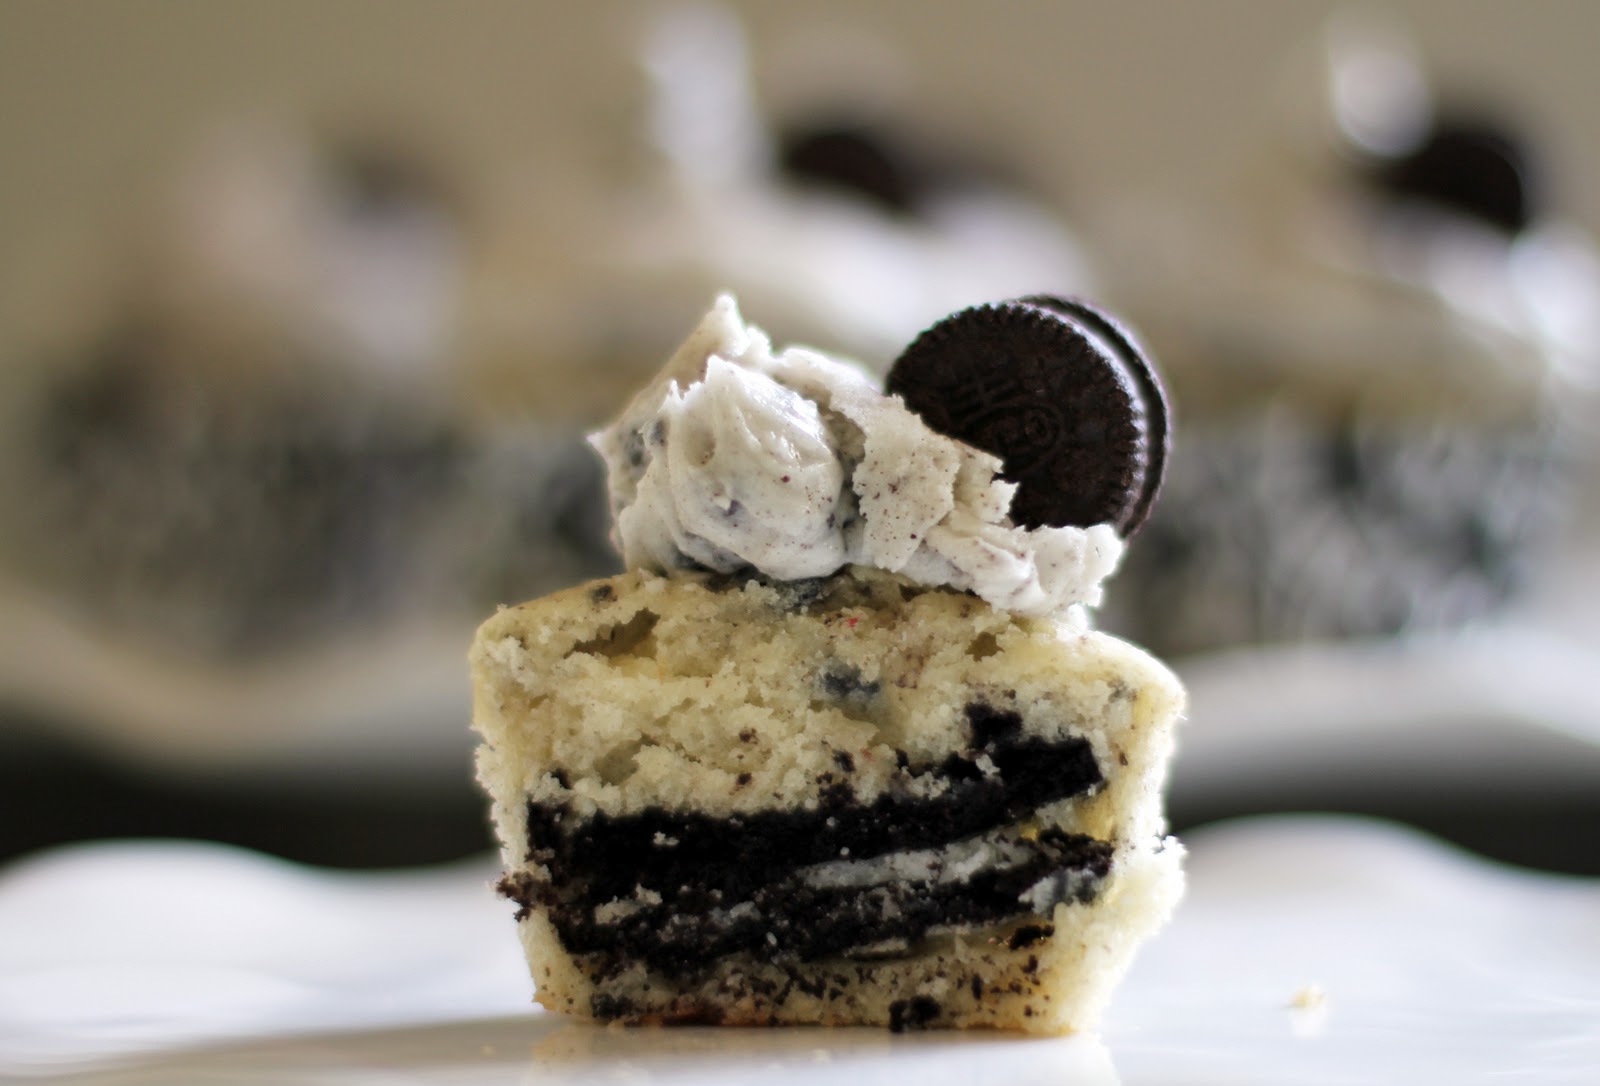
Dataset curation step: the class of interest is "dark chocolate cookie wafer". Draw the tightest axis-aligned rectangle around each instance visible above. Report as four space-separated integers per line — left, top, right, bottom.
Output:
887 298 1169 534
1016 295 1171 535
1365 112 1537 233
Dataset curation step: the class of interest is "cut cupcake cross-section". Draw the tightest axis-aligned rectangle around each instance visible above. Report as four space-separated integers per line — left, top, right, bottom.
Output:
471 295 1184 1033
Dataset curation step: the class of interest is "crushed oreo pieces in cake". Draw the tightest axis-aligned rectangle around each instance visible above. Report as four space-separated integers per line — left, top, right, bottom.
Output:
499 698 1112 981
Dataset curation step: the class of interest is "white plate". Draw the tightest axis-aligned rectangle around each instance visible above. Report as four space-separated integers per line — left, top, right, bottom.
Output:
2 815 1595 1085
1175 621 1600 800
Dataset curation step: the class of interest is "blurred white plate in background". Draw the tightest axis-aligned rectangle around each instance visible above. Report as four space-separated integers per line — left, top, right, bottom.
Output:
1176 620 1600 800
2 815 1595 1084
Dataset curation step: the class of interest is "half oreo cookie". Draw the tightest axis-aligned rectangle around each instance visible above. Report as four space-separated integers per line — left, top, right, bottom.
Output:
887 297 1170 535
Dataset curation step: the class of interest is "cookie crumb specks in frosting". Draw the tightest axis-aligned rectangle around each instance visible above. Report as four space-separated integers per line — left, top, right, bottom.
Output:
589 295 1124 616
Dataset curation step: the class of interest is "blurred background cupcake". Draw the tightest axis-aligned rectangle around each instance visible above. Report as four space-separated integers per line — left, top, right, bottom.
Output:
1099 13 1598 656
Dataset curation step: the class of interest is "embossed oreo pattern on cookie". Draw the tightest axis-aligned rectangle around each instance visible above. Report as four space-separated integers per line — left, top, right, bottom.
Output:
1016 295 1171 535
886 299 1168 535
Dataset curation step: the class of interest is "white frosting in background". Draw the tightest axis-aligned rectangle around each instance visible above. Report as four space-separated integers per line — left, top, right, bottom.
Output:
590 295 1123 616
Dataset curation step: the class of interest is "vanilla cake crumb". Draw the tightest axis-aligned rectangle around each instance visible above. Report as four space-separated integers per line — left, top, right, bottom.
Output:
473 566 1183 1033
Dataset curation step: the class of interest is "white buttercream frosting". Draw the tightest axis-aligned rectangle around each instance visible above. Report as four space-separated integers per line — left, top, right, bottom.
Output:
590 295 1123 616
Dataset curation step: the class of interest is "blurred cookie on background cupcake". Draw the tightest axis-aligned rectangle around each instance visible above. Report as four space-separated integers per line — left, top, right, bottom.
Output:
1098 14 1599 657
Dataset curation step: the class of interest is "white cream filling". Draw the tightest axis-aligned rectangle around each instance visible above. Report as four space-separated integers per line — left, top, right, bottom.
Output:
802 827 1048 892
595 824 1105 942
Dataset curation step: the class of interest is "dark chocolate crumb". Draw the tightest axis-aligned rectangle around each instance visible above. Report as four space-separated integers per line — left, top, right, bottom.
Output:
739 729 758 743
966 701 1023 750
495 871 540 921
763 575 831 612
510 730 1108 977
888 996 942 1033
624 428 648 470
736 772 753 787
589 583 615 603
970 976 984 1000
589 992 635 1020
1023 955 1039 975
832 750 856 773
1006 923 1055 950
512 822 1108 978
778 121 921 216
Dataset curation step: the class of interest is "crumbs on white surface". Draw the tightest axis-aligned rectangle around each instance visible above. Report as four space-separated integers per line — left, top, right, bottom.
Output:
589 294 1123 617
1288 983 1327 1010
1287 983 1330 1039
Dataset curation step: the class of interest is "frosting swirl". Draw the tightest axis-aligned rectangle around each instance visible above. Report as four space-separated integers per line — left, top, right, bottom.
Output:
590 295 1122 616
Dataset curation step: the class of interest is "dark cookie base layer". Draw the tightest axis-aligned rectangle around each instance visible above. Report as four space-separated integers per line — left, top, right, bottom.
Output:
498 704 1110 979
502 825 1111 977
